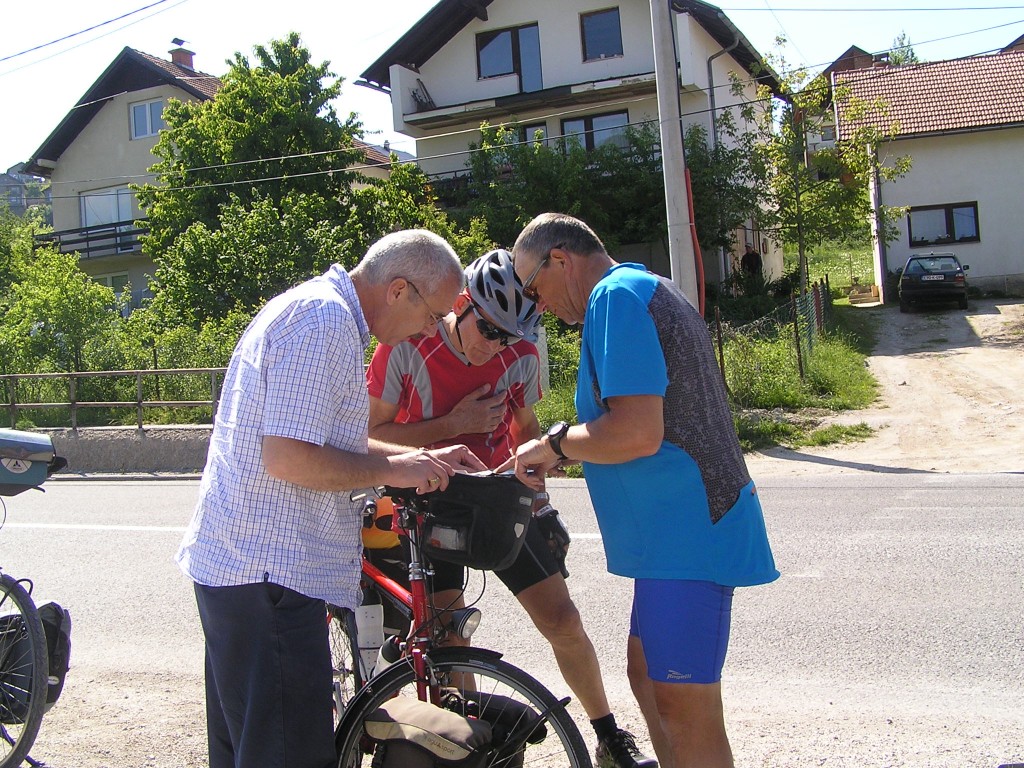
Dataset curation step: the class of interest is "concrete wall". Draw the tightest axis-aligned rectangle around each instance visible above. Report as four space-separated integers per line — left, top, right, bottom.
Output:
43 426 210 474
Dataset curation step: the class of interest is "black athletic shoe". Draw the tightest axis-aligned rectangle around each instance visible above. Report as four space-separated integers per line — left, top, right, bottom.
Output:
595 729 658 768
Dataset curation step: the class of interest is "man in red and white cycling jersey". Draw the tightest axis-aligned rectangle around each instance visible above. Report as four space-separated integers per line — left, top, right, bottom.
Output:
366 249 656 768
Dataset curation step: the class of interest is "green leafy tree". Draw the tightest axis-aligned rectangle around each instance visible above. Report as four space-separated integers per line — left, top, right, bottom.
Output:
137 33 362 252
888 32 920 66
136 33 363 322
0 248 120 373
344 161 495 264
463 121 671 251
683 120 764 255
137 33 492 324
750 50 911 288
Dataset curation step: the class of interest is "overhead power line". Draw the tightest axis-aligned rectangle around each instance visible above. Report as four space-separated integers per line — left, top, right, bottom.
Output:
0 0 175 64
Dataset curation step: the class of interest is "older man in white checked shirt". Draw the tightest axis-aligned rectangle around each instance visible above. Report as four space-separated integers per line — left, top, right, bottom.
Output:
176 230 486 768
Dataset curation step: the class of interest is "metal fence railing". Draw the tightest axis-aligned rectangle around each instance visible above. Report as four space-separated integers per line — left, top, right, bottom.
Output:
1 368 225 429
711 276 835 391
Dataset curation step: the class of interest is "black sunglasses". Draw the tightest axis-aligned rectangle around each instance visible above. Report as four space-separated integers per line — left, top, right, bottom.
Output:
466 304 518 346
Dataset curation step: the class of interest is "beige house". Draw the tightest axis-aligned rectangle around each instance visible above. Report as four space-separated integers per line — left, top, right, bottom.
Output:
24 45 392 310
358 0 780 283
835 47 1024 300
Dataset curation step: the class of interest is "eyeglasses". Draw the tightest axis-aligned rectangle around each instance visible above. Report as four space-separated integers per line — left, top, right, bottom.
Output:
404 278 447 326
470 303 518 346
521 244 561 302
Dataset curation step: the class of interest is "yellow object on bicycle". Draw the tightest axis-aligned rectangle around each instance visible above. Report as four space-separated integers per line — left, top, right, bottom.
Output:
362 495 400 550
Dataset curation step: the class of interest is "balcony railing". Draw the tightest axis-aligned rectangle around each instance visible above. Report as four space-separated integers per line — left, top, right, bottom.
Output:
34 219 149 260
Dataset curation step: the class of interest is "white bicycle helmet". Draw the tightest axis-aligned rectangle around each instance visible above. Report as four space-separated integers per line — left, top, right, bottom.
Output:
465 249 542 343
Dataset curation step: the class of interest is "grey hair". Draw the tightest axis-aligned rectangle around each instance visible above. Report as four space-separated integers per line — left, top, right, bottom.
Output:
512 213 607 265
351 229 463 292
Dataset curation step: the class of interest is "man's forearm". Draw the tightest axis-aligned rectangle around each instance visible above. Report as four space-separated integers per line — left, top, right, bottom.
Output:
368 415 460 450
263 436 398 491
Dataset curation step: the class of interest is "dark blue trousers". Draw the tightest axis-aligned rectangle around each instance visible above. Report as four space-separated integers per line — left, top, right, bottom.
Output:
194 581 335 768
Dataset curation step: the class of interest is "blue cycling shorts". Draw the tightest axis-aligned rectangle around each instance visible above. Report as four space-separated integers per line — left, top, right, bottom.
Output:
629 579 735 684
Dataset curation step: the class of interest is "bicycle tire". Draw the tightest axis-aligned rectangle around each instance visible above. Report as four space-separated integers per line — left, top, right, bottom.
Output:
335 646 592 768
326 604 363 726
0 573 47 768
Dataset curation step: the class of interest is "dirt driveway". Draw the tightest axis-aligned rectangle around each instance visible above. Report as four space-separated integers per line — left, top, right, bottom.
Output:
746 297 1024 476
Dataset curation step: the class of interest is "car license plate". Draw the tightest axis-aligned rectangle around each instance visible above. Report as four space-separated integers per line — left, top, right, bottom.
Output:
922 275 944 281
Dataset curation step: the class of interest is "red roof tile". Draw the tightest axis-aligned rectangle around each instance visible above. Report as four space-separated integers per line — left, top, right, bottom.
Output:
834 49 1024 140
134 49 223 100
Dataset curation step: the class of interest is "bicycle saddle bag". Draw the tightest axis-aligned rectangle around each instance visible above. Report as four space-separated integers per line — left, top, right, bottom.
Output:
37 600 71 712
364 694 492 768
419 472 534 572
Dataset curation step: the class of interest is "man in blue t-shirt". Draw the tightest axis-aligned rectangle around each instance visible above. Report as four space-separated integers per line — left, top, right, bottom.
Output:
505 213 779 768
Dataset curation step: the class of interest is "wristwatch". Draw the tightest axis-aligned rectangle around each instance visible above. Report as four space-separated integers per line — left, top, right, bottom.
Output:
545 421 570 460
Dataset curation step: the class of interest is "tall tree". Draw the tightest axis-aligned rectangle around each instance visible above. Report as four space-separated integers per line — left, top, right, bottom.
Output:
888 32 921 66
137 33 490 324
136 33 363 322
749 53 911 288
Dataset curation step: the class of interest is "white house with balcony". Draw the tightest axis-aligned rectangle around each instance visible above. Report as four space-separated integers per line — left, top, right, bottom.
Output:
358 0 780 282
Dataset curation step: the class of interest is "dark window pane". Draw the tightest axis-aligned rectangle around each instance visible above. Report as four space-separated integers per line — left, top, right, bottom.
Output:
582 9 623 61
521 123 548 144
519 24 543 92
591 112 629 148
909 208 946 242
562 118 587 147
952 206 977 239
150 100 165 132
479 30 514 78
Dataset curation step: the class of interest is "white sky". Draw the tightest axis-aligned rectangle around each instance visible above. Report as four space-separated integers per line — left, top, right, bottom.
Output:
3 0 1023 172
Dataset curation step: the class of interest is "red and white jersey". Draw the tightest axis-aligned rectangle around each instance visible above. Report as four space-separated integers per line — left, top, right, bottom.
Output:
367 325 541 468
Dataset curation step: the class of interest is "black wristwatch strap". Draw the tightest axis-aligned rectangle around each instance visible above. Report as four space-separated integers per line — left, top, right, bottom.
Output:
547 422 569 460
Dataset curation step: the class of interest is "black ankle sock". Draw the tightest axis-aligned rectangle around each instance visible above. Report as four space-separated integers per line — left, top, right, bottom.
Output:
591 713 618 741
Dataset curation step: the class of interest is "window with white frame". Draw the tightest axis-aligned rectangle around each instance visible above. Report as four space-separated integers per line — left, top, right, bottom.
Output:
477 24 543 93
581 8 623 61
562 111 629 151
130 98 165 139
908 202 979 247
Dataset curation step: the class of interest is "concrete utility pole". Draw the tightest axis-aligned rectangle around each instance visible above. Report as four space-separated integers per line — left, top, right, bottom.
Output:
650 0 698 305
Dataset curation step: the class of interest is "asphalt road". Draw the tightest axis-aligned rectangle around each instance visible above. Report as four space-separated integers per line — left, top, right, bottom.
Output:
1 473 1021 767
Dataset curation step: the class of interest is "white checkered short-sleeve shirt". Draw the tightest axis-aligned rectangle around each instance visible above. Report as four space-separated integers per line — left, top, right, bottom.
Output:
176 265 370 608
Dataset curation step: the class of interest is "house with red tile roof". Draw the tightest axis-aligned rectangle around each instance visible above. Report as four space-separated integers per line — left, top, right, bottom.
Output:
834 48 1024 300
24 46 396 310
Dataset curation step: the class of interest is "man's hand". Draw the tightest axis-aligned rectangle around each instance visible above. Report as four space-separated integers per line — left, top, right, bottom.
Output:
445 384 507 435
426 444 488 473
385 449 455 494
496 438 560 491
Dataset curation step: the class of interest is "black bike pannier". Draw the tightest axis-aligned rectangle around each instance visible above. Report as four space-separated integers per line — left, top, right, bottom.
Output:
418 472 534 571
37 601 71 711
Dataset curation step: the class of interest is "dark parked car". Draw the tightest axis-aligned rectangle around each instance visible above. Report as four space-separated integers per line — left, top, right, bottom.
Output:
898 252 970 312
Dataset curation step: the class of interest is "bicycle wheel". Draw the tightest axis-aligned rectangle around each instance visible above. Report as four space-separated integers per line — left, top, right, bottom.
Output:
335 646 592 768
327 604 363 725
0 574 47 768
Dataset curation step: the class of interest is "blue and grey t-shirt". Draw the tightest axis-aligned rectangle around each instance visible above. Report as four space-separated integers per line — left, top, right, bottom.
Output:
576 263 778 587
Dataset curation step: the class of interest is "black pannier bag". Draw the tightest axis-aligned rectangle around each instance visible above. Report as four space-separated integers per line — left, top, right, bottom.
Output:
37 601 71 711
416 472 534 572
363 695 493 768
